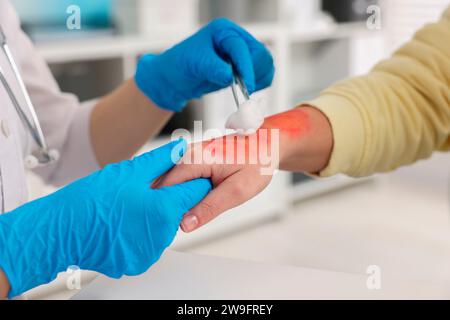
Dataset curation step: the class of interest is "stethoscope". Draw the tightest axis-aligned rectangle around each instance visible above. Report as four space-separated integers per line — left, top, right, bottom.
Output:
0 25 59 169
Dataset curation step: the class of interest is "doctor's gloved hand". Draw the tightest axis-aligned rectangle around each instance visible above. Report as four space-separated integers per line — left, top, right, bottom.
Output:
0 140 211 299
135 18 274 112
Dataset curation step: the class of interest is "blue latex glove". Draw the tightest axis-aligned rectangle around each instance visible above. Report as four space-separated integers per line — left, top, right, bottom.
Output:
135 18 275 112
0 140 211 298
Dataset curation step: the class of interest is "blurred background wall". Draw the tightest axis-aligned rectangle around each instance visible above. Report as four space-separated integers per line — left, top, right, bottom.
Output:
9 0 450 297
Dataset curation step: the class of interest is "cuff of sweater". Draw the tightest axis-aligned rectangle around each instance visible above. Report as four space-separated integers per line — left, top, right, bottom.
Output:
303 94 366 177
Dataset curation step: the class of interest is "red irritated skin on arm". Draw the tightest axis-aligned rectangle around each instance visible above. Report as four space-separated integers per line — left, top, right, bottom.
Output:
261 108 311 139
260 106 332 173
155 106 333 232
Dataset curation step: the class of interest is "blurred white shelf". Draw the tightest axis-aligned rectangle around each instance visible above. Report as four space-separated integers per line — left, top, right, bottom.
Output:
288 22 372 42
35 33 191 64
35 22 372 64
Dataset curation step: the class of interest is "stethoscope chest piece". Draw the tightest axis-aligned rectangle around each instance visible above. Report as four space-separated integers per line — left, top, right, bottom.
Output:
24 149 60 169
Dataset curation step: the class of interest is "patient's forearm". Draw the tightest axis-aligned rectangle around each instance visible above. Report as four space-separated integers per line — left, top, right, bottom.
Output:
0 269 9 299
90 79 172 167
263 106 333 174
155 106 334 232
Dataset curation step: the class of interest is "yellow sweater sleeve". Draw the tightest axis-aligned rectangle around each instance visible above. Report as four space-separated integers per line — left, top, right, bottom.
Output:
306 7 450 177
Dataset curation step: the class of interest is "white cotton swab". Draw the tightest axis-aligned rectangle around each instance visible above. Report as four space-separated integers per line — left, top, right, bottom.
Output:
225 98 264 135
225 68 265 135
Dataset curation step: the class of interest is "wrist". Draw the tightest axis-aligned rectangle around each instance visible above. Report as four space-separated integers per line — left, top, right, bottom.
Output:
261 106 333 173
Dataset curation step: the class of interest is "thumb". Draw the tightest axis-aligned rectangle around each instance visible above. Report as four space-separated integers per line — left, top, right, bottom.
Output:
132 139 187 183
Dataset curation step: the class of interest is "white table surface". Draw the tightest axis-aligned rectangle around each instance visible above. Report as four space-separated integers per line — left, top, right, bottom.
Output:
73 251 373 300
23 250 419 300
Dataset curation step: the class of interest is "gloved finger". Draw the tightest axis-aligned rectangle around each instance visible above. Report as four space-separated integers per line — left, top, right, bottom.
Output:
196 54 233 88
250 44 275 91
216 33 256 94
255 65 275 92
156 178 212 221
132 139 187 182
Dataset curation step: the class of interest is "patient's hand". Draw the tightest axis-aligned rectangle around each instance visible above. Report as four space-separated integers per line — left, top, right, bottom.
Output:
154 132 274 232
156 107 333 232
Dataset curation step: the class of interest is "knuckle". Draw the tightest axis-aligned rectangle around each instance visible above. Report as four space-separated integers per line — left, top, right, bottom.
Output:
229 183 247 199
196 200 219 222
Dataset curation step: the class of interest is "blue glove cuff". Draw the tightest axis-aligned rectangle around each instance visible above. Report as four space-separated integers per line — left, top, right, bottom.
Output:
135 54 188 112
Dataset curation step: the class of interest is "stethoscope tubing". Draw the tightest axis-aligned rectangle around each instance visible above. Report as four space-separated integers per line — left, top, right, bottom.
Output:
0 24 56 166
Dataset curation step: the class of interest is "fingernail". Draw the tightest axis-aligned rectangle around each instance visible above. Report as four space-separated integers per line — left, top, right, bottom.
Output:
182 215 198 232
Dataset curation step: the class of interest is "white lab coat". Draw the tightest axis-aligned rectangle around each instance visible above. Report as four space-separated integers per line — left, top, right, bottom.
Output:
0 1 100 213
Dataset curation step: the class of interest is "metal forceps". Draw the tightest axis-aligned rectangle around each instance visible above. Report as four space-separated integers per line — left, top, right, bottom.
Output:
230 67 250 109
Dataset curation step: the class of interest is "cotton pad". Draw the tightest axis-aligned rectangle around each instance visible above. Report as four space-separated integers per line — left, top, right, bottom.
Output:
225 99 265 135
